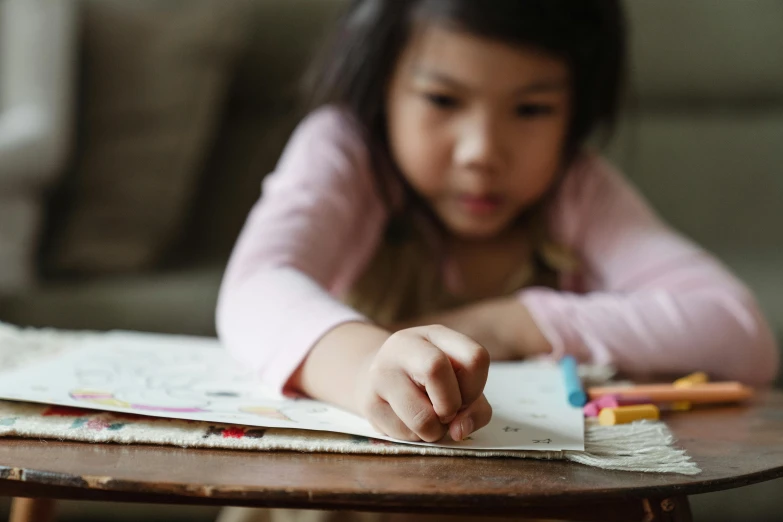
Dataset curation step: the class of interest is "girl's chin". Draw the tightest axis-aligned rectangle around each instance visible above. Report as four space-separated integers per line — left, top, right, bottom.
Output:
441 215 515 240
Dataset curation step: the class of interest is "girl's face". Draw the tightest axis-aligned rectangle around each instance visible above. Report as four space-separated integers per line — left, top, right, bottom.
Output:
386 24 572 239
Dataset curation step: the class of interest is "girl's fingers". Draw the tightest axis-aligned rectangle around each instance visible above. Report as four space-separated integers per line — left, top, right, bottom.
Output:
449 393 493 442
377 371 448 443
365 397 420 442
420 325 490 406
396 335 462 423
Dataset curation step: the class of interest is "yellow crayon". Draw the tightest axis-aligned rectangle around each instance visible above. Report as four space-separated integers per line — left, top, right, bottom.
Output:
673 372 708 388
670 369 701 410
598 404 660 426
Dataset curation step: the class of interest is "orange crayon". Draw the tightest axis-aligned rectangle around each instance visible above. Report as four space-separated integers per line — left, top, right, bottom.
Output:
587 382 752 405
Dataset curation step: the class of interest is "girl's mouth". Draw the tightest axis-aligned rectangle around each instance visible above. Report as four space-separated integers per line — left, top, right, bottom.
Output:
457 194 503 216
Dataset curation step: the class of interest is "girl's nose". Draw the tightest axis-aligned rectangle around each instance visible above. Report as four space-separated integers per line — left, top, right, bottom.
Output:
453 114 502 174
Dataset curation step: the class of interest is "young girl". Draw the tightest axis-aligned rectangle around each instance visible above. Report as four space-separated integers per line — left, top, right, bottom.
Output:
217 0 778 449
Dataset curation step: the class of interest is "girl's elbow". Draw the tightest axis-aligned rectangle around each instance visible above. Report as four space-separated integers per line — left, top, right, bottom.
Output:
215 293 260 374
727 295 780 386
214 276 244 353
694 290 779 385
214 294 235 356
744 323 780 386
214 297 229 345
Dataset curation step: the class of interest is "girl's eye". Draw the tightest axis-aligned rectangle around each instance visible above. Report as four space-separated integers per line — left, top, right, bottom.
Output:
425 93 459 109
516 103 555 118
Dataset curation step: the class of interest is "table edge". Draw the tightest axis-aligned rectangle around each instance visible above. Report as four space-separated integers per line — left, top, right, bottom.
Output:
1 455 782 510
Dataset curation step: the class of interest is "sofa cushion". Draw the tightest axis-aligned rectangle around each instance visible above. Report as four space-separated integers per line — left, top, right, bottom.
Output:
626 0 783 104
0 196 39 293
41 0 245 276
0 266 223 336
176 0 347 264
0 0 79 295
608 111 783 255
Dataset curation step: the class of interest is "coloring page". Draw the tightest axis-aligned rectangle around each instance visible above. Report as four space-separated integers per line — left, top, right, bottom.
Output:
0 330 584 451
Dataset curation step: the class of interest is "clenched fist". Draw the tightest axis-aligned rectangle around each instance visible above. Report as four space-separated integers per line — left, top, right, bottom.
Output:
355 325 492 442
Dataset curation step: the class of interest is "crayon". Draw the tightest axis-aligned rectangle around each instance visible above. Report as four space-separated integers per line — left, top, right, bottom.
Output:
598 404 660 426
583 394 650 417
587 382 752 405
673 371 708 388
582 394 688 417
560 355 587 407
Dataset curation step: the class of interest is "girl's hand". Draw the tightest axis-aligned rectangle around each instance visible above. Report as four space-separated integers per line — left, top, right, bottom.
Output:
355 325 492 443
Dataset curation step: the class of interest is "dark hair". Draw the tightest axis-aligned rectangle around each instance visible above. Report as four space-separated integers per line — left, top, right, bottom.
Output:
303 0 626 207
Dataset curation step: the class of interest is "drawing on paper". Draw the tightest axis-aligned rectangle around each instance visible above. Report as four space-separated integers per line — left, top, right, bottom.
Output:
70 389 207 413
239 406 292 421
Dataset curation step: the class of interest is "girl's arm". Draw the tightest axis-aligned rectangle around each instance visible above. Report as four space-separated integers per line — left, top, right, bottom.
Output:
519 154 779 385
217 108 387 394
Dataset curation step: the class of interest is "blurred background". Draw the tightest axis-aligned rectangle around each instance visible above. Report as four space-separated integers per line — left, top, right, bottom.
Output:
0 0 781 520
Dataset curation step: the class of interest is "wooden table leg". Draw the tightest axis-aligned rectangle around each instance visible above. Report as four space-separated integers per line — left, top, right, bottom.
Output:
642 496 693 522
9 497 56 522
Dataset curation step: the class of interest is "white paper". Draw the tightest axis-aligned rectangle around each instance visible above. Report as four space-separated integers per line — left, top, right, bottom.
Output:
0 330 584 451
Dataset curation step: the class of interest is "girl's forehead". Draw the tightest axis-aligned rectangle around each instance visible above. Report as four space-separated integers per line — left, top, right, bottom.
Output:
398 24 570 90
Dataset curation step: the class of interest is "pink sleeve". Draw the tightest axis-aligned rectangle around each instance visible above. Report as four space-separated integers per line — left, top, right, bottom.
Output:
216 108 386 394
520 154 779 385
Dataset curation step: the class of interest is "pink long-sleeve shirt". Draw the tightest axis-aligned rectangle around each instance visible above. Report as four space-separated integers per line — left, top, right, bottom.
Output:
216 107 779 392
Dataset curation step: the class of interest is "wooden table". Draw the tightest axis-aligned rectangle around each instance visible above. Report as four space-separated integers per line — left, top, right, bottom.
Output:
1 392 782 522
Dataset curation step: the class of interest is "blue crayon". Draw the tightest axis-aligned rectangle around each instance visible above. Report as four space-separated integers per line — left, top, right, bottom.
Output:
560 355 587 407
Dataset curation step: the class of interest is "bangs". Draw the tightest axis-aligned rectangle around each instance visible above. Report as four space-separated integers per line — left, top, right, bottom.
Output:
411 0 594 60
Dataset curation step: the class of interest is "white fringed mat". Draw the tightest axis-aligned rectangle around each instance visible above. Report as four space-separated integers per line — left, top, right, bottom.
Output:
0 323 700 475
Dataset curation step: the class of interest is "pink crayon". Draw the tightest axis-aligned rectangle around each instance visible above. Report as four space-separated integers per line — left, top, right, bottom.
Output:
583 394 651 417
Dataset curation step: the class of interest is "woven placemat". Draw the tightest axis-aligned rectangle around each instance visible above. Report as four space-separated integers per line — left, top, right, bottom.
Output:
0 322 700 474
0 400 700 474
